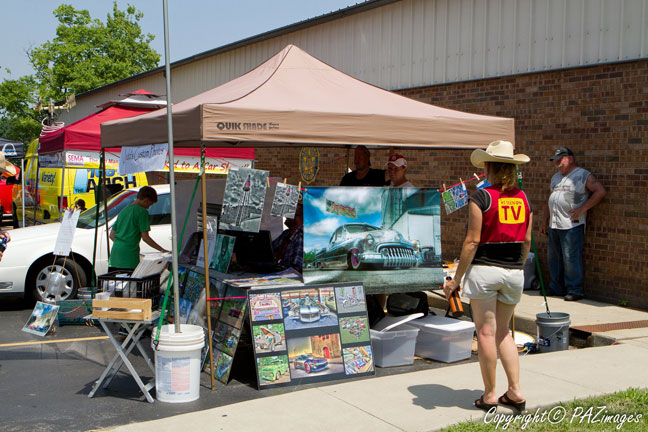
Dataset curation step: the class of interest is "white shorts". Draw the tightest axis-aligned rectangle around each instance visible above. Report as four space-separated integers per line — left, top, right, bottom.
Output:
462 265 524 304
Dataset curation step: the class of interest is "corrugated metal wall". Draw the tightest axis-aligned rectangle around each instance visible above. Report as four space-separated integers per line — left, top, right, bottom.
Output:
62 0 648 122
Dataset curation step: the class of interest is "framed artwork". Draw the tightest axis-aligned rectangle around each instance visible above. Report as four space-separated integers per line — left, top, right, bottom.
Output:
250 282 374 390
23 302 60 337
271 183 300 218
219 167 269 233
209 234 235 273
303 187 444 293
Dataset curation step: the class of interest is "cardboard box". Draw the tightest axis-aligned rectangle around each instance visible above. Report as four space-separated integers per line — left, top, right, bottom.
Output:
409 315 475 363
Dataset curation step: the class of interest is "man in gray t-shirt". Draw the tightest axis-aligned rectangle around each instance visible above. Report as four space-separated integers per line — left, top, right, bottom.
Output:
540 147 606 301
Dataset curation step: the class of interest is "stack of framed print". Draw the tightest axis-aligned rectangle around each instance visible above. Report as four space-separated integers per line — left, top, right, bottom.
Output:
303 187 444 294
250 282 374 389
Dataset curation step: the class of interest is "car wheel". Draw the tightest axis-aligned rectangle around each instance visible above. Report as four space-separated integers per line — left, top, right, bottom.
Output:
275 371 280 381
315 261 322 269
29 257 86 302
304 363 311 374
348 248 363 270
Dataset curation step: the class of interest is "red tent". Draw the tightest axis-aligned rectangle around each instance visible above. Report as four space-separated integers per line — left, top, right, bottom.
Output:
39 90 254 167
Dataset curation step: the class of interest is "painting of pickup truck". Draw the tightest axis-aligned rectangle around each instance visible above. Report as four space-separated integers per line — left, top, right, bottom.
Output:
257 355 291 386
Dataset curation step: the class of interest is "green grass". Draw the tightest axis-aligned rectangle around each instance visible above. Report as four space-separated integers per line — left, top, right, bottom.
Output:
442 388 648 431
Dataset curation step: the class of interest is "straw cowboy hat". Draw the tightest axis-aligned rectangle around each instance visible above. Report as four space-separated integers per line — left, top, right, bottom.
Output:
470 140 530 168
0 151 18 176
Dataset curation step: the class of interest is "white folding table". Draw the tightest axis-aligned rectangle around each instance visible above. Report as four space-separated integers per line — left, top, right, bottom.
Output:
88 311 160 403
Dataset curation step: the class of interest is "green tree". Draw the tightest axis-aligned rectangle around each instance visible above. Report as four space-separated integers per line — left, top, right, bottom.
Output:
0 74 41 144
0 2 160 143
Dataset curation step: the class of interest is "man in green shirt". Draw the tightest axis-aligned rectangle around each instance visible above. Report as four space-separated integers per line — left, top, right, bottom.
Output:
108 186 168 272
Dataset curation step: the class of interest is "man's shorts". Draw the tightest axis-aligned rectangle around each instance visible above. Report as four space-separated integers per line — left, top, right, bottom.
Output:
462 265 524 304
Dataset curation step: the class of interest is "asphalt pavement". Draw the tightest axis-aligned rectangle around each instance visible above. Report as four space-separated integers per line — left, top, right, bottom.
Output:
3 291 648 432
0 298 468 432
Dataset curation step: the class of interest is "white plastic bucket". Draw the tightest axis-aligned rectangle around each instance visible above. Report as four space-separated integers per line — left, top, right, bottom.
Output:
152 324 205 403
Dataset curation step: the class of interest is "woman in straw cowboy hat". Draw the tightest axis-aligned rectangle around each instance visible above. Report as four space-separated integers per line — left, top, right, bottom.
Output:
443 140 532 413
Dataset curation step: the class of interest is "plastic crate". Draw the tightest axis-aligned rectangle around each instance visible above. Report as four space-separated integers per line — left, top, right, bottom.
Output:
370 324 419 367
97 271 161 308
408 315 475 363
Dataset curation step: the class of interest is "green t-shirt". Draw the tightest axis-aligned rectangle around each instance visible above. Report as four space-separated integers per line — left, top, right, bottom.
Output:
109 204 150 270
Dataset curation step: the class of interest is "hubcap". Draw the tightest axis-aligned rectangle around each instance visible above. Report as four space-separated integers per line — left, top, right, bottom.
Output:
36 265 74 302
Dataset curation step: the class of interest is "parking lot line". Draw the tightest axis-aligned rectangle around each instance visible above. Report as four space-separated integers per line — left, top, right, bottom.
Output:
0 335 108 348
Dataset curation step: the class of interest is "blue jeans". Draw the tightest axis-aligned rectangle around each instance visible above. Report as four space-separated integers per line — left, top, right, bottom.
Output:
547 225 584 296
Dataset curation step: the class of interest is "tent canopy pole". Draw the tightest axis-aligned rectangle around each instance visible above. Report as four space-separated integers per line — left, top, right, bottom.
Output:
163 0 181 333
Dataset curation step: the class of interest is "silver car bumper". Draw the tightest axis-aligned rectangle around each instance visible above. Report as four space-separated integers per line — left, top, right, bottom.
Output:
360 245 418 268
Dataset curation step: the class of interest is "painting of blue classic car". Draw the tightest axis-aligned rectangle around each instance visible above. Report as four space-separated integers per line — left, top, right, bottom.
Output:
312 223 419 270
303 187 444 290
293 354 329 374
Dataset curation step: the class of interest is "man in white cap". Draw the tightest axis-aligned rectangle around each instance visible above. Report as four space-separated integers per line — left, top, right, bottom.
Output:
0 151 16 262
385 154 414 187
540 146 606 301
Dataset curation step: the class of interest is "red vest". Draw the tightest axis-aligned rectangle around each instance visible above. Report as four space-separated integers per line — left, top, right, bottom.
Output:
480 186 530 245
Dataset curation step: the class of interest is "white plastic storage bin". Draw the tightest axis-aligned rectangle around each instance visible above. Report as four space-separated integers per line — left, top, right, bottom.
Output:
408 315 475 363
370 324 419 367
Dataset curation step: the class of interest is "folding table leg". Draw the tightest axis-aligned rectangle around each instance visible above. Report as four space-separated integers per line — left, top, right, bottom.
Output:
89 321 130 398
103 323 148 388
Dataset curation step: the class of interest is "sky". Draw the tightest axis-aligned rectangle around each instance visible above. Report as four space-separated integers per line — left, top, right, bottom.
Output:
0 0 364 81
303 187 383 252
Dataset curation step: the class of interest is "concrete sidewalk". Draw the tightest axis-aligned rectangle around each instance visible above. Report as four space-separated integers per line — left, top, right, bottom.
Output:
429 290 648 344
108 340 648 432
106 292 648 432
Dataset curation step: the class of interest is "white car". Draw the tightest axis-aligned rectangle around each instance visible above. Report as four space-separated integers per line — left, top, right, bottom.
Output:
0 185 172 302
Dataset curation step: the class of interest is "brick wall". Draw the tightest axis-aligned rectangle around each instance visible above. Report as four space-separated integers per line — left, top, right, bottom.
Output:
256 59 648 309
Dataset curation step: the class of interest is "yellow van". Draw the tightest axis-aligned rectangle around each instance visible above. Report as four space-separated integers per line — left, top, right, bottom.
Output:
12 139 148 226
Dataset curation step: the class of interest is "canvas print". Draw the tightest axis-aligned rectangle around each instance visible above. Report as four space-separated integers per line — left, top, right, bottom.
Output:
214 351 234 384
219 167 269 233
252 323 286 354
249 293 283 321
219 285 248 328
282 288 338 331
343 346 374 375
200 329 214 371
303 187 444 292
271 183 300 218
23 302 60 336
182 270 204 305
339 316 370 344
256 355 291 386
224 268 303 288
335 284 366 314
287 334 344 378
442 190 456 214
197 216 218 268
443 183 468 215
213 321 241 357
178 298 192 324
250 282 374 390
210 234 235 272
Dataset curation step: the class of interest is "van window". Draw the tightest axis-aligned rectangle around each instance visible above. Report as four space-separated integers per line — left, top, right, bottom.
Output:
148 193 171 225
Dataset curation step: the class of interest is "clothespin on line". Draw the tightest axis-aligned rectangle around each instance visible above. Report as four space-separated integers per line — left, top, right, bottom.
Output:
443 184 447 192
473 173 480 181
267 177 270 187
459 177 464 188
283 178 287 185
